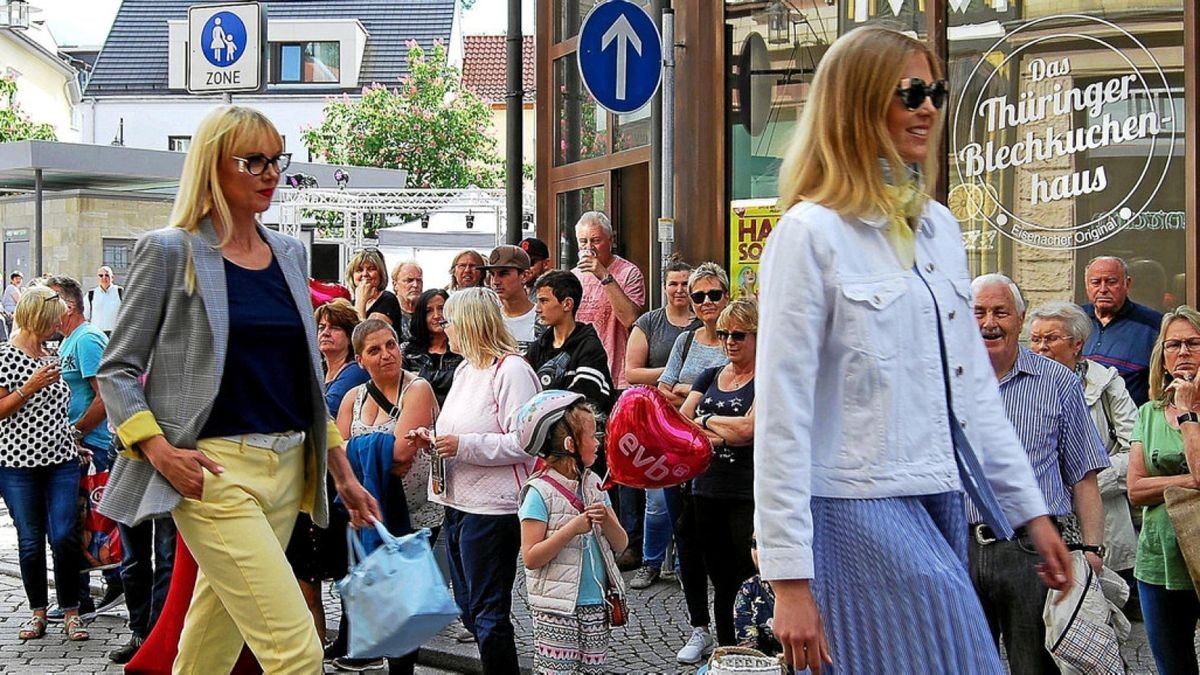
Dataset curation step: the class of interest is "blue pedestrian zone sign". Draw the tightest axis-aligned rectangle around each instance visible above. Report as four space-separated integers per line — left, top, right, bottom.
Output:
202 11 247 68
577 0 663 115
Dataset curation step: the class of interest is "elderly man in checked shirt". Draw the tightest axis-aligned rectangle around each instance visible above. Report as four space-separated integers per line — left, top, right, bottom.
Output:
970 273 1110 675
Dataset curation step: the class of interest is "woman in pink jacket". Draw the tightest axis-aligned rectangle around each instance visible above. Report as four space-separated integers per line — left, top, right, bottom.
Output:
413 287 540 674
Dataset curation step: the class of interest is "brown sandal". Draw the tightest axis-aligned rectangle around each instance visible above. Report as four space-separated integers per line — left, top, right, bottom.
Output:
18 615 46 640
64 615 89 641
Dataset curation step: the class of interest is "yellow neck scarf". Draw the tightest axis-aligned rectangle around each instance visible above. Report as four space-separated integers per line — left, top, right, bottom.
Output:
881 173 926 270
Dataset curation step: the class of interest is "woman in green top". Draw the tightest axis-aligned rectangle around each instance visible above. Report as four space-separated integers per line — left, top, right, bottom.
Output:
1129 304 1200 675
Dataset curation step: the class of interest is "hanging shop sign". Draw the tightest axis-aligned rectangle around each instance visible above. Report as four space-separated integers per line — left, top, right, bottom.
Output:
729 200 780 301
951 14 1176 251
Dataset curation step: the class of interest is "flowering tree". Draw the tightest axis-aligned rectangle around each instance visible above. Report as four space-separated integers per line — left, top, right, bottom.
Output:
303 41 502 193
0 76 56 142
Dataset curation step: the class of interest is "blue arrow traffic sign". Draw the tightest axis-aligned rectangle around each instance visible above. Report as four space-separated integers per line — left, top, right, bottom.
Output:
577 0 662 115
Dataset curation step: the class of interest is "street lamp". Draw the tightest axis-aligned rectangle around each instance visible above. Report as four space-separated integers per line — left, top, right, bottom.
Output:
766 0 791 46
3 0 30 30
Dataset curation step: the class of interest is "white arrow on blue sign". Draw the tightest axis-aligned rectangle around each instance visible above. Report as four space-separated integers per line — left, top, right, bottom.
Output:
577 0 663 115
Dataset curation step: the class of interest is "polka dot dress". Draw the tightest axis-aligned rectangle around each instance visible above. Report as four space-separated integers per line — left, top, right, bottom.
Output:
0 343 76 468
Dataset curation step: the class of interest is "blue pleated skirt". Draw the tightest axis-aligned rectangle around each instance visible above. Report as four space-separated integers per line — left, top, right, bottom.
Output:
805 491 1003 675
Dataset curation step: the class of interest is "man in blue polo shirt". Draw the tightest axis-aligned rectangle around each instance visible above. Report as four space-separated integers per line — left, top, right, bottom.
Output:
1081 256 1163 406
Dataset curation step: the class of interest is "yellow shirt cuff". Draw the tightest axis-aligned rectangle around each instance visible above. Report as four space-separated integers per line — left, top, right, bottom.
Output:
326 418 344 450
116 410 164 451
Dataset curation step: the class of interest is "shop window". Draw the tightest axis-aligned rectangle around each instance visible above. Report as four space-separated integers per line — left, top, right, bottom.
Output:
168 136 191 152
272 42 340 84
556 185 607 265
557 0 651 44
554 56 608 165
102 238 135 283
614 103 651 152
947 6 1186 311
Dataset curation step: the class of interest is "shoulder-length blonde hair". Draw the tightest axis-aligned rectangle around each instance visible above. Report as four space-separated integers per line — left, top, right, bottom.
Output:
777 26 943 216
443 287 517 368
169 105 283 245
1149 305 1200 407
344 248 388 291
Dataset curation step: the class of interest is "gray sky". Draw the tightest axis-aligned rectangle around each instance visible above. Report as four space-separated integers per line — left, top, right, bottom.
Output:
35 0 535 48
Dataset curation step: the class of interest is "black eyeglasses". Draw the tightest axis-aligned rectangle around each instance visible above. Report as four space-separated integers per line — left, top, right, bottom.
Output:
690 289 725 304
716 330 754 342
232 152 292 176
97 274 111 278
895 78 949 111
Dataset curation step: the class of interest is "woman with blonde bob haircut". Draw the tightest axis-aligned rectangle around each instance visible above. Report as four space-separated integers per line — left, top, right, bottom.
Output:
408 286 540 672
0 287 88 642
345 248 406 328
96 105 379 673
755 26 1071 674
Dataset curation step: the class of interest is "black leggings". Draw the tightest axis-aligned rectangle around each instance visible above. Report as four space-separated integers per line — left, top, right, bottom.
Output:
668 485 710 628
693 496 756 646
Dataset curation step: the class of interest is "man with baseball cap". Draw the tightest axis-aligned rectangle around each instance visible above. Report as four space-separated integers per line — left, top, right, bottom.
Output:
483 245 540 352
520 238 552 300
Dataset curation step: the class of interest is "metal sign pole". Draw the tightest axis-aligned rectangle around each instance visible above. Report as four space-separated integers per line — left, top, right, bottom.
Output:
660 8 675 266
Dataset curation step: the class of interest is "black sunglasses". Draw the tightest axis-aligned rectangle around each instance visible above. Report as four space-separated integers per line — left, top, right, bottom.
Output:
716 330 754 342
232 152 292 176
690 289 725 304
895 78 949 110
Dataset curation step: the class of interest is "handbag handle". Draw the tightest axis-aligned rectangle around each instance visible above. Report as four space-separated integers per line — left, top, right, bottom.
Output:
346 521 396 569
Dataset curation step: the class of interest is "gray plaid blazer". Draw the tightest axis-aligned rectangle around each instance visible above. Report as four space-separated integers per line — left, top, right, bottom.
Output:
97 219 333 527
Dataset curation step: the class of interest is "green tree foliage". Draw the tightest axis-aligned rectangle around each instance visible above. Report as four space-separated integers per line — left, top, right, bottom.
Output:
0 76 56 143
303 41 502 192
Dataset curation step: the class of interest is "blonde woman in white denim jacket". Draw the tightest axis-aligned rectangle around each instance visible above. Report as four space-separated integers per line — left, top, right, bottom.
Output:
754 26 1073 675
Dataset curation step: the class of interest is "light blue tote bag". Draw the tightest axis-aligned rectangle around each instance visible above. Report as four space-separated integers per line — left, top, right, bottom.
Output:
338 523 458 658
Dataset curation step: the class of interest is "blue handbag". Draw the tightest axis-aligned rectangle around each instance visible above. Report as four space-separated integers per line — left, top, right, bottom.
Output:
337 523 458 659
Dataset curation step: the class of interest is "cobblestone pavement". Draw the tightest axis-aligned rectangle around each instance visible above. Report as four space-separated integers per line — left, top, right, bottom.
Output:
0 505 1171 673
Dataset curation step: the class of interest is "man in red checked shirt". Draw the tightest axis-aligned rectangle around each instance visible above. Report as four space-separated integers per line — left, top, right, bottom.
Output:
571 212 645 389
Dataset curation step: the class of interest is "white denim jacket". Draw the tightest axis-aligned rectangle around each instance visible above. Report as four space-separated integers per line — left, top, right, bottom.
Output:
753 199 1049 580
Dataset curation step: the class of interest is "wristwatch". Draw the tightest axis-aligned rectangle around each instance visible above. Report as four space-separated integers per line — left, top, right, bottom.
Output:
1077 544 1107 558
1178 411 1199 425
600 273 615 285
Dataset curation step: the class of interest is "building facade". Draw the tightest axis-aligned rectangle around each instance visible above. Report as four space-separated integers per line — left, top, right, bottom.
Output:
537 0 1197 311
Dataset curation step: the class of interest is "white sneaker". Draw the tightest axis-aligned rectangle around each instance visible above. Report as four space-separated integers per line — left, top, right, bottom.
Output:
676 626 714 664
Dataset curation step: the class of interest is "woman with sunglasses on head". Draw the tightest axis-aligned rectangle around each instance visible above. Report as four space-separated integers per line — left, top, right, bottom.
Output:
448 250 486 292
346 248 407 329
0 287 87 642
95 106 380 674
756 27 1070 674
681 300 759 650
1128 306 1200 675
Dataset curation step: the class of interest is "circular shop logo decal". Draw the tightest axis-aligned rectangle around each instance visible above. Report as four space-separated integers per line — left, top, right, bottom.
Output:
950 14 1175 251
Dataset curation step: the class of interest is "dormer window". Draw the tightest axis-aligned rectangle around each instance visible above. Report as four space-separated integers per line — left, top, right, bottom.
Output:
272 42 340 84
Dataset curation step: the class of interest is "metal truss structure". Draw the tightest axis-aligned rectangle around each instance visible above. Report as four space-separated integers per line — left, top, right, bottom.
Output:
277 187 536 251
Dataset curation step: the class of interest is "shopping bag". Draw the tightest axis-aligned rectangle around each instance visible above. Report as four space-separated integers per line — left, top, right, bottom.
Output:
79 460 122 570
1043 552 1124 675
337 523 458 659
1165 486 1200 597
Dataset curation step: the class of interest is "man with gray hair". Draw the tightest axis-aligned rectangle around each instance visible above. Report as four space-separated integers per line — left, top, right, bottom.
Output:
970 273 1110 673
1081 255 1162 405
84 266 123 337
572 211 645 389
390 260 423 340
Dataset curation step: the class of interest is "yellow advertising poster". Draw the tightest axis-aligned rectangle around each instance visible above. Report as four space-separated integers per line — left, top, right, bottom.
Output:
729 199 781 301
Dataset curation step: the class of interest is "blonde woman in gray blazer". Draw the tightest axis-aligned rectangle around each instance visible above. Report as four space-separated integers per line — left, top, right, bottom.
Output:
97 106 380 674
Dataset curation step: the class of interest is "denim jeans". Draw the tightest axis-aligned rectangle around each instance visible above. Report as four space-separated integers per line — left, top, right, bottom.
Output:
641 488 672 566
0 461 83 610
444 506 521 675
968 533 1056 674
118 516 176 637
616 485 644 555
1139 580 1200 675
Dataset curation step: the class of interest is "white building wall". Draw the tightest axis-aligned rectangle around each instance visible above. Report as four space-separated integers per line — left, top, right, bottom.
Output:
0 30 79 141
81 95 340 161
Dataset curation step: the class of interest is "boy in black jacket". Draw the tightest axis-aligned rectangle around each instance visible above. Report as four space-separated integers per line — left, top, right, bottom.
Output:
527 270 614 413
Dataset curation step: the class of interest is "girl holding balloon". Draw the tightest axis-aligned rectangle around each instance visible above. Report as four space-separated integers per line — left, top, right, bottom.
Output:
516 390 627 675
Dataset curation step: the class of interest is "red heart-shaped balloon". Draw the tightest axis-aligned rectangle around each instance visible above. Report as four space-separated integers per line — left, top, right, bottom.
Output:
309 279 352 308
604 386 712 489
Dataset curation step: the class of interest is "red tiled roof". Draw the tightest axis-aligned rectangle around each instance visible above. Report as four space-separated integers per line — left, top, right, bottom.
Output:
462 35 535 104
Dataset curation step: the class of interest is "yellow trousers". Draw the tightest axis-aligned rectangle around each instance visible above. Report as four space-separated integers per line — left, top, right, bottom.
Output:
171 436 322 675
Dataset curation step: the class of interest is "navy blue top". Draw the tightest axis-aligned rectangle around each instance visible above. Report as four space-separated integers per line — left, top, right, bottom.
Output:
200 255 313 437
1082 299 1162 406
325 362 369 417
691 364 755 500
